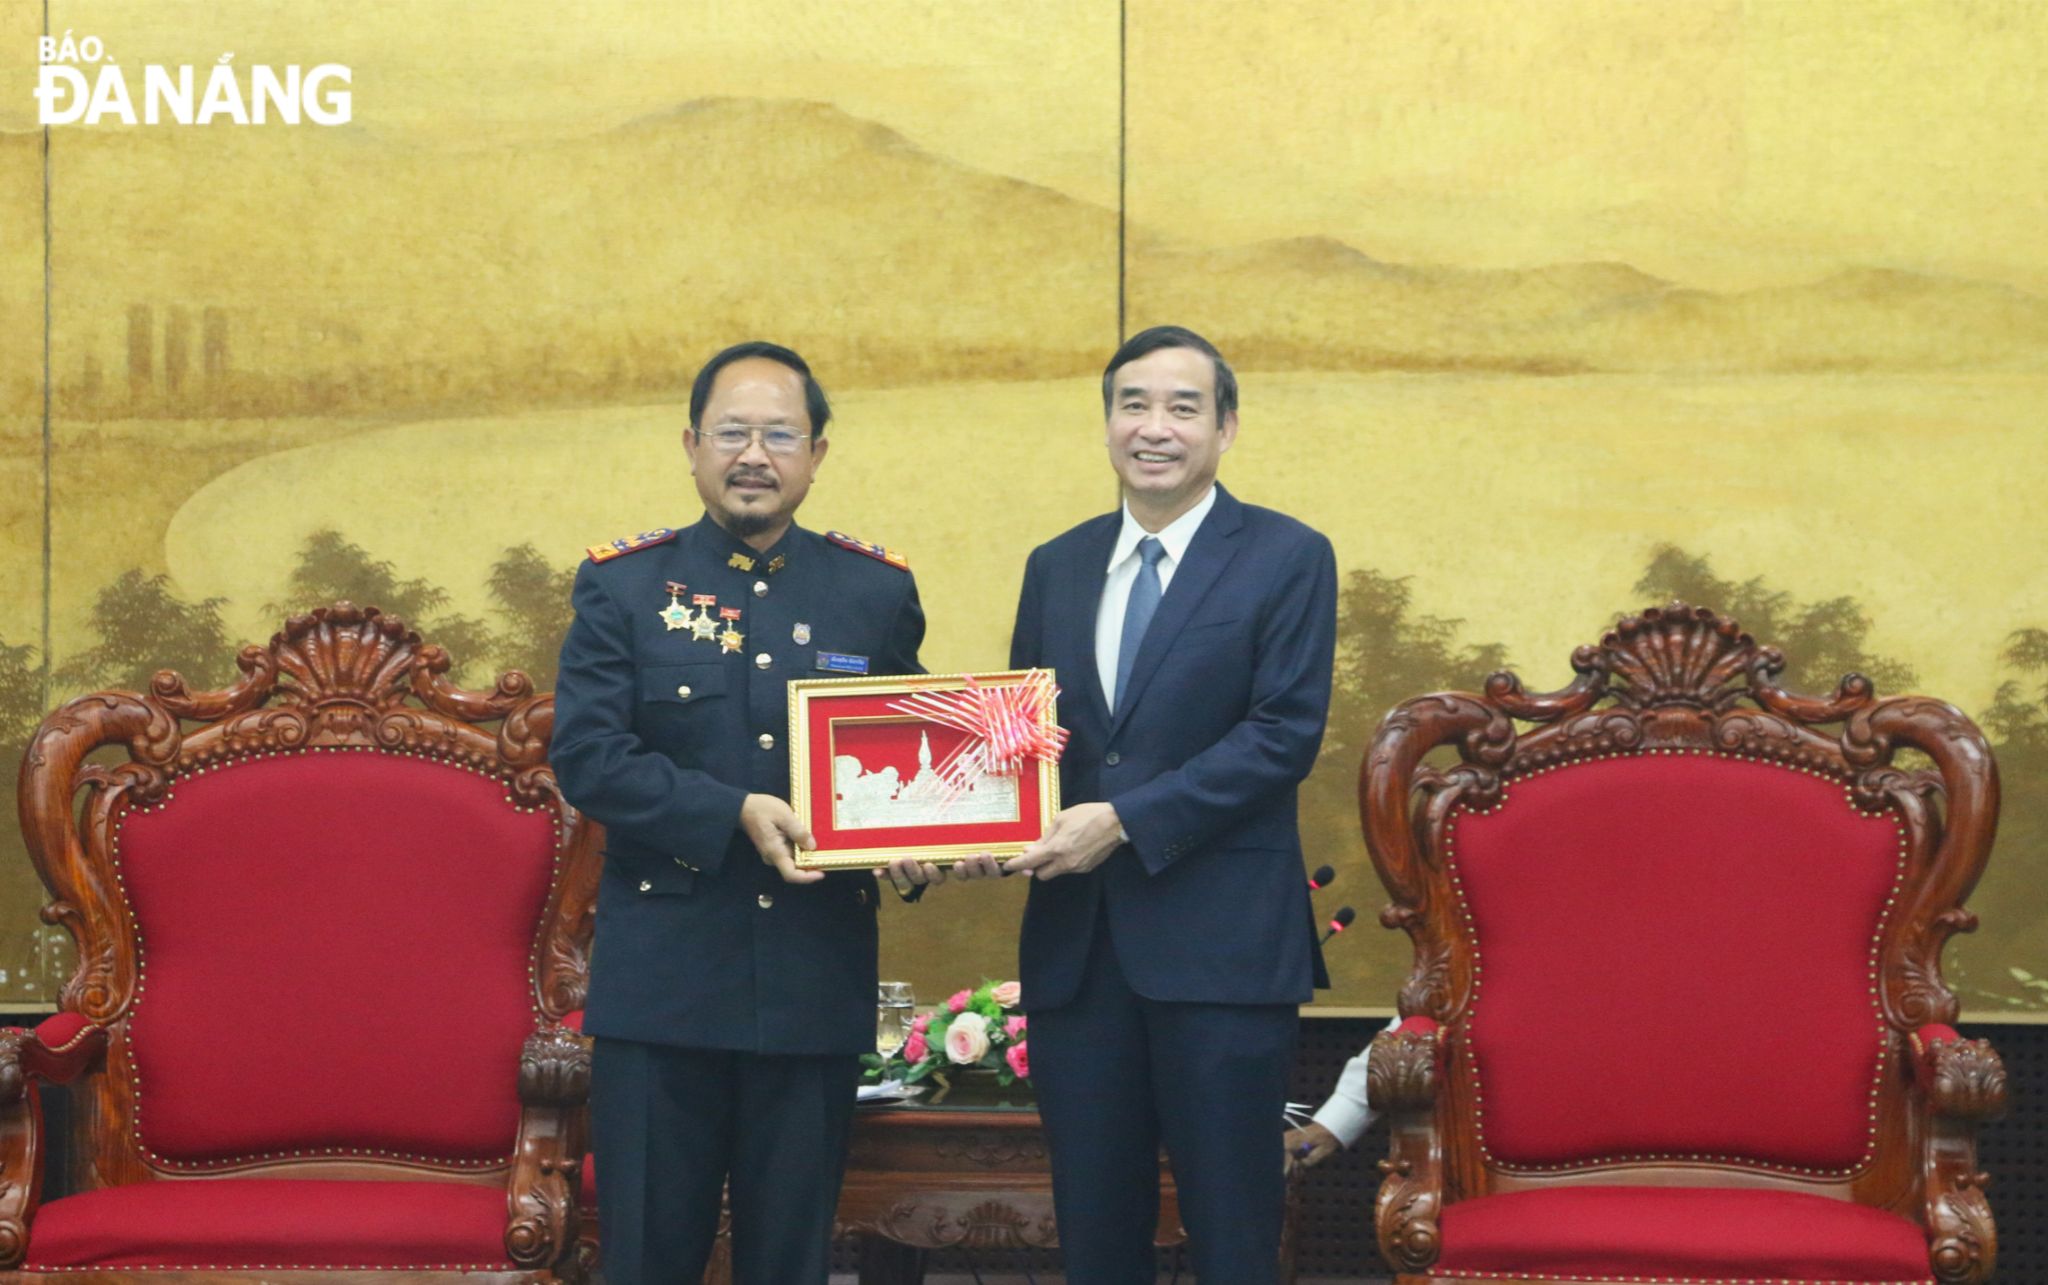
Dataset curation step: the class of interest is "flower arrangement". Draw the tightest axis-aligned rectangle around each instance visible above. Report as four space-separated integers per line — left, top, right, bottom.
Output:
864 978 1029 1086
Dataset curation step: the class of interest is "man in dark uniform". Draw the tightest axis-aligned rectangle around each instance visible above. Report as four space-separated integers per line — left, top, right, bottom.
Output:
551 341 939 1284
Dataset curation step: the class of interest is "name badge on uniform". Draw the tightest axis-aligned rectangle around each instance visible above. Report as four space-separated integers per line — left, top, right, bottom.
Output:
815 651 869 675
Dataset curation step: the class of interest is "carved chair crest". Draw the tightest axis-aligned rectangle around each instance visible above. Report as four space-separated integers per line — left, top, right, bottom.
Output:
1367 601 1994 1027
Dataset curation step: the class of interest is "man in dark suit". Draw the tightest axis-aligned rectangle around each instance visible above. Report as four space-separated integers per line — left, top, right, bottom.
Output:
961 325 1338 1283
551 341 940 1284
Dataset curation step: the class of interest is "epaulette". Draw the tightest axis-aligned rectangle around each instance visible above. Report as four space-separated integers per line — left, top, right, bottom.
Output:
825 530 910 571
586 528 676 563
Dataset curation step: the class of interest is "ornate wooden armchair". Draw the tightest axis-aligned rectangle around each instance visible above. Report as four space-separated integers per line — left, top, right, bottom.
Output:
1360 603 2008 1285
3 604 600 1282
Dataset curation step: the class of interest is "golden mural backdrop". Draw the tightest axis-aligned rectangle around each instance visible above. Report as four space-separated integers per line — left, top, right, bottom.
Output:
2 1 2044 1017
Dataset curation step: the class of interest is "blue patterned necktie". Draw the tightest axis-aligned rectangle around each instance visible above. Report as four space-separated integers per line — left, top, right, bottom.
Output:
1113 537 1167 713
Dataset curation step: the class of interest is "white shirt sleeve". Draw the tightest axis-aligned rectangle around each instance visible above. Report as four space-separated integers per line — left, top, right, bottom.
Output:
1311 1017 1403 1148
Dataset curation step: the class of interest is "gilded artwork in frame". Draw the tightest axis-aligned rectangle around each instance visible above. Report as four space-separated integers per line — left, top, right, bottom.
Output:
787 670 1063 870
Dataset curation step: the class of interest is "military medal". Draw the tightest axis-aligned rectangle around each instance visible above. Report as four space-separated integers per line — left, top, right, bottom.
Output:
718 606 745 653
792 622 812 644
659 582 692 632
728 552 756 572
689 594 720 642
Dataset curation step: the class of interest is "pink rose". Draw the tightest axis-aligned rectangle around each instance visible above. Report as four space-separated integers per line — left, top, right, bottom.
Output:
904 1031 928 1064
947 989 972 1014
911 1013 932 1035
944 1012 991 1064
1005 1040 1029 1079
991 980 1023 1008
1004 1015 1028 1040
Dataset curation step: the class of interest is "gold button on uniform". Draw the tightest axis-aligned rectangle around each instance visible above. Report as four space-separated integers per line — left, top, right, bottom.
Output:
755 653 772 669
753 580 769 597
676 684 692 698
758 733 776 750
757 894 774 909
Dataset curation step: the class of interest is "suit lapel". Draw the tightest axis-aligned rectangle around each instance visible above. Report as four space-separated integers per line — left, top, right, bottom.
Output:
1107 487 1245 739
1058 517 1118 732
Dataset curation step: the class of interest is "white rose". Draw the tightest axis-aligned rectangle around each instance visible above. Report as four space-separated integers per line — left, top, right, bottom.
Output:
944 1011 991 1064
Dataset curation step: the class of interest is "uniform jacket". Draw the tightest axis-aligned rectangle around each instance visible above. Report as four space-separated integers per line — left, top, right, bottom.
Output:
552 514 923 1054
1009 484 1337 1010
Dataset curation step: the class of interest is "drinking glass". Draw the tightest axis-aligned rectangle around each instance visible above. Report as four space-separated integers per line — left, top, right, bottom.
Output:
876 981 915 1057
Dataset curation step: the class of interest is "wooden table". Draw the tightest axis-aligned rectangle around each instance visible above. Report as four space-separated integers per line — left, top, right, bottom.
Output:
693 1088 1298 1283
829 1089 1299 1284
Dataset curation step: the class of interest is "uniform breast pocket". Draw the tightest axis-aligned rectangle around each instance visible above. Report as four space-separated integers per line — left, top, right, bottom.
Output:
636 662 730 742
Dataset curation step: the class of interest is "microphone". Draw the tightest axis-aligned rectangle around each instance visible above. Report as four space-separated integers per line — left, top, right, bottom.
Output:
1307 865 1336 890
1319 905 1355 945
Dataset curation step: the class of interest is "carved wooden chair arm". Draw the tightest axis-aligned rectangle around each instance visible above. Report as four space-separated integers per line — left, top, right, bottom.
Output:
0 1013 109 1267
1911 1025 2007 1121
1368 1016 1445 1275
517 1023 592 1108
1909 1026 2004 1284
506 1023 591 1273
0 1012 109 1103
1366 1016 1443 1111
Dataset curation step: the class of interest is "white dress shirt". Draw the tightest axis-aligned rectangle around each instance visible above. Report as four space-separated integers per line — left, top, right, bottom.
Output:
1094 486 1218 710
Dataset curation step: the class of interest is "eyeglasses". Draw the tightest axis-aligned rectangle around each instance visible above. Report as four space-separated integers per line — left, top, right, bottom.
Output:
692 424 813 456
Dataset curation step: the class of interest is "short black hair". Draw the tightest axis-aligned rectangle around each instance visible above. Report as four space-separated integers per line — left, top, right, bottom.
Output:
1100 325 1238 421
688 341 832 438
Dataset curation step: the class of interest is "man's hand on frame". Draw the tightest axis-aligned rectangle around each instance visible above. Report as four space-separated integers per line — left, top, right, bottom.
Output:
1002 802 1124 881
876 858 947 897
951 854 1005 881
741 793 824 885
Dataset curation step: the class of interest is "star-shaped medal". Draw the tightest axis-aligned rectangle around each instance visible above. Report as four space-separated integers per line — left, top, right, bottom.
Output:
690 612 720 642
719 627 745 653
659 595 692 632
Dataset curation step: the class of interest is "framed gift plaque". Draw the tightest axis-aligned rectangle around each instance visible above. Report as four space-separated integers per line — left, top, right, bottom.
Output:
787 669 1066 869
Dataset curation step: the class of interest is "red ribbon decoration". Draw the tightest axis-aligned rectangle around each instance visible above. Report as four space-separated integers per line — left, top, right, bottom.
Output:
887 671 1069 806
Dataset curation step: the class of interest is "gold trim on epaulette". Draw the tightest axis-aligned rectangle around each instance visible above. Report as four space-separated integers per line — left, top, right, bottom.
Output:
586 528 677 563
824 530 910 571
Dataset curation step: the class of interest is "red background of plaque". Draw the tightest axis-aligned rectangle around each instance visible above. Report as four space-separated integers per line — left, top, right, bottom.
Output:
804 689 1046 850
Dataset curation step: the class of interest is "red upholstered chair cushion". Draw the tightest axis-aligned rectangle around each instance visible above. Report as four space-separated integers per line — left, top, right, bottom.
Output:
1450 754 1901 1170
22 1179 513 1270
113 751 557 1165
1435 1186 1930 1282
